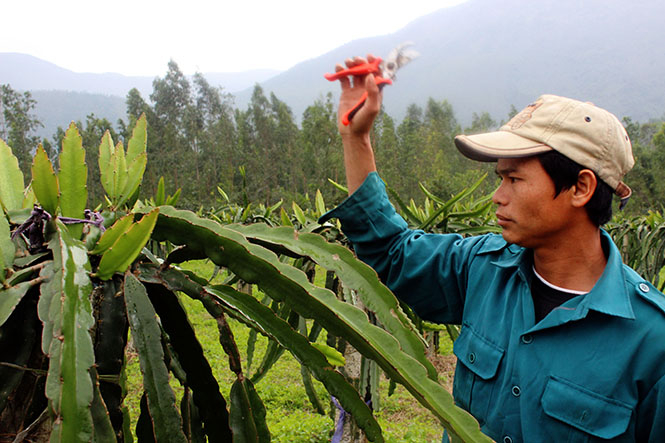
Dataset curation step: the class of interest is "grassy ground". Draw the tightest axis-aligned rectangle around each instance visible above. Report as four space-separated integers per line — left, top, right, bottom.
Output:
124 260 456 442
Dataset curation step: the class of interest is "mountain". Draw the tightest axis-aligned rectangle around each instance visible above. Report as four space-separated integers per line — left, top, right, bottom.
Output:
0 53 280 138
2 0 665 139
238 0 665 125
0 52 280 98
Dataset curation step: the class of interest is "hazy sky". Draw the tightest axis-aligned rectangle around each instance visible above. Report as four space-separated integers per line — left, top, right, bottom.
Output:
3 0 468 76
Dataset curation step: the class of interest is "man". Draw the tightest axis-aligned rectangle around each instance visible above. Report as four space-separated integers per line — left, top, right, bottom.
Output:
319 55 665 442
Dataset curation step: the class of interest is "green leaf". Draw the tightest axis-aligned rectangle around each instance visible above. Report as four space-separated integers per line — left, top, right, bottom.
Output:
0 281 32 328
118 115 147 207
90 213 134 255
210 283 381 441
137 263 380 440
314 189 326 217
140 207 490 442
0 285 41 414
310 342 345 366
59 123 88 238
292 202 307 225
135 391 157 441
13 251 49 268
298 317 327 415
166 188 181 206
112 141 128 203
98 131 115 198
418 173 487 231
230 223 436 379
138 259 382 441
145 282 232 441
124 272 187 443
229 377 270 443
0 138 25 212
155 177 166 206
279 208 293 227
250 334 285 384
0 212 14 276
265 199 283 218
385 183 423 226
40 220 95 442
217 185 229 203
90 367 117 443
327 178 348 194
93 277 129 441
22 185 36 209
96 208 159 280
31 144 59 216
125 113 147 166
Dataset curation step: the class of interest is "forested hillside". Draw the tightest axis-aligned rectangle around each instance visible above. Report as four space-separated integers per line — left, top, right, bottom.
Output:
1 59 664 216
3 1 665 137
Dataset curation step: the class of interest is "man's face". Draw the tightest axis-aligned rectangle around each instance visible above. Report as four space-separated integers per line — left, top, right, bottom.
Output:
493 157 574 248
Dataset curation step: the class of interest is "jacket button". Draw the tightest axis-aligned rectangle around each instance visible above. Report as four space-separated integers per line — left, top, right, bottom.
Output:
511 386 521 397
503 436 513 443
521 334 533 344
468 352 476 364
639 283 650 293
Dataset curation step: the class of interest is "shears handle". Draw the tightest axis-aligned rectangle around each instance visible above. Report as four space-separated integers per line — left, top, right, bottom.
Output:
340 76 392 126
325 57 393 125
324 57 383 81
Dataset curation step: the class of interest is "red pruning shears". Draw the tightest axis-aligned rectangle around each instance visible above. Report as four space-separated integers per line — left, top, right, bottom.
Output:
325 42 418 125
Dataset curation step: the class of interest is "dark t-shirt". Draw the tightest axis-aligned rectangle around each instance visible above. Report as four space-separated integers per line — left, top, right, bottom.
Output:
530 269 584 322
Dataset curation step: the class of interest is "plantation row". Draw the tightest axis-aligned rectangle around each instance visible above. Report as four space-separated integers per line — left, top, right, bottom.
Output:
2 113 665 441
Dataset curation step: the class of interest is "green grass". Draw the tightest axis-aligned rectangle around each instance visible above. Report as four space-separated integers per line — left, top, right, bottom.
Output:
124 260 452 442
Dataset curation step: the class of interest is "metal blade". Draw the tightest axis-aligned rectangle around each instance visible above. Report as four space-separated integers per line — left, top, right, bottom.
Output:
382 42 419 80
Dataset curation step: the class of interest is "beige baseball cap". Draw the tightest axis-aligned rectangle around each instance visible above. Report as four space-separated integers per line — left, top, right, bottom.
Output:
454 94 634 206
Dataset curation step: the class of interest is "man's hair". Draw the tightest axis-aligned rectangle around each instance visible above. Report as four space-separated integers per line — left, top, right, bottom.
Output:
537 151 613 226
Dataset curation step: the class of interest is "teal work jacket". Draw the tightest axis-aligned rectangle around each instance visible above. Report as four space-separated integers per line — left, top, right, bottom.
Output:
320 172 665 442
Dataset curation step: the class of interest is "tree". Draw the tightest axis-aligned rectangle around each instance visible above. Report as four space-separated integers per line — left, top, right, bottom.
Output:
396 103 426 198
270 92 300 197
300 94 342 200
0 84 43 175
465 111 497 134
619 118 665 213
372 109 400 195
421 99 464 198
148 60 196 205
189 73 236 205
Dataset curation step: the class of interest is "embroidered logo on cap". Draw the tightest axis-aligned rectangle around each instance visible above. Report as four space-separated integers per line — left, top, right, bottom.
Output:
508 99 544 130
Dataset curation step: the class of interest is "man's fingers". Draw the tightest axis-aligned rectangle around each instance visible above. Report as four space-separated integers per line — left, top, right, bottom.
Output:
349 56 368 88
345 56 367 68
335 53 381 94
335 63 351 90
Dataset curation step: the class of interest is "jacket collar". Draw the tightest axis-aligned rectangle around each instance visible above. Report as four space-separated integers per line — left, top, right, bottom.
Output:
579 230 635 320
481 231 635 320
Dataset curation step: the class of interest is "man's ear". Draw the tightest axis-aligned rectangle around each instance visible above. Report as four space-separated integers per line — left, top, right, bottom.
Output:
571 169 597 208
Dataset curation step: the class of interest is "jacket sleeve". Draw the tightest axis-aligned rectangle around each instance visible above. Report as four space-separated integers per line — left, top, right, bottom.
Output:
319 172 488 324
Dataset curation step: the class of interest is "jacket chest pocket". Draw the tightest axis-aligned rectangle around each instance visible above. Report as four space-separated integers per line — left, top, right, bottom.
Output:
452 323 505 423
541 376 633 441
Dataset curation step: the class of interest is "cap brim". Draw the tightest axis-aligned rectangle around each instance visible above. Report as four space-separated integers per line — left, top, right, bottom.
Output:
454 131 553 162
